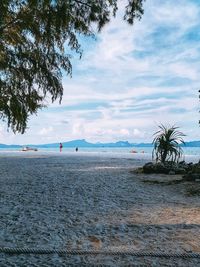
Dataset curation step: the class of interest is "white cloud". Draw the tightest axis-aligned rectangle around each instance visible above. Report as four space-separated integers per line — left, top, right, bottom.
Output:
169 63 198 80
1 0 200 144
38 126 54 136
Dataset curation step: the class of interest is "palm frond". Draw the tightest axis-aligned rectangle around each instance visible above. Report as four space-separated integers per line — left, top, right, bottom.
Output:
152 124 185 163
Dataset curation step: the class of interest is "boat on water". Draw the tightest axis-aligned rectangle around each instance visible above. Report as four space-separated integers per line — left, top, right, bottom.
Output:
130 150 137 153
22 146 38 152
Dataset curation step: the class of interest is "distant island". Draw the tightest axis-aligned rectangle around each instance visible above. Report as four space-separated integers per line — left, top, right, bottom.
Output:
0 139 200 148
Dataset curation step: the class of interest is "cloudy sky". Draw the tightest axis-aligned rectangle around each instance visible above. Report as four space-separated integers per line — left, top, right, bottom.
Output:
1 0 200 145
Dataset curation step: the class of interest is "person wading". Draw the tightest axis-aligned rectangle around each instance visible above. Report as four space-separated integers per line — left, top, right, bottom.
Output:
59 143 63 152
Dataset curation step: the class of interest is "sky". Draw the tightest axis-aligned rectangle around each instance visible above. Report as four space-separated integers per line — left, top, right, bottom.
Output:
1 0 200 145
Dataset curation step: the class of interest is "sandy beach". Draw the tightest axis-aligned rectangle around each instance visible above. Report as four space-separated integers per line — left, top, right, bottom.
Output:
1 152 200 266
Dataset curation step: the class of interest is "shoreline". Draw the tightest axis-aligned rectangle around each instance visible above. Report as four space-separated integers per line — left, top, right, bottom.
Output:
0 149 199 163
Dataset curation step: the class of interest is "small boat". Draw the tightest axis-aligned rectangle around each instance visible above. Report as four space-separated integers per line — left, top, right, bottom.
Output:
22 146 38 152
130 150 137 153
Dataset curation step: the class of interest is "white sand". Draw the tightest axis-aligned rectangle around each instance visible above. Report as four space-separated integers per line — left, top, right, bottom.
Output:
0 152 200 266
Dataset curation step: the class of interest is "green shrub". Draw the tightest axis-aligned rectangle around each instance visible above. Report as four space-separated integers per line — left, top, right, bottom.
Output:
152 124 185 163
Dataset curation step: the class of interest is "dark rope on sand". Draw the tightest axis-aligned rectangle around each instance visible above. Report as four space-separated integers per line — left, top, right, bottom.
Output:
1 247 200 258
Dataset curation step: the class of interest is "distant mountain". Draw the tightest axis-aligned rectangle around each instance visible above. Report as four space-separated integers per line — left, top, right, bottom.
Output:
132 141 200 148
59 139 95 147
0 139 200 148
33 139 95 148
133 142 153 147
96 141 133 147
33 139 134 148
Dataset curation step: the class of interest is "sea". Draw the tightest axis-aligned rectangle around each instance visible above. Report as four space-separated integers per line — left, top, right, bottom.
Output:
0 146 199 162
0 146 199 154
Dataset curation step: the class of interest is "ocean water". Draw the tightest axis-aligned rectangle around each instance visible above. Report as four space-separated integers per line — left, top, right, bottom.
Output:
0 146 199 158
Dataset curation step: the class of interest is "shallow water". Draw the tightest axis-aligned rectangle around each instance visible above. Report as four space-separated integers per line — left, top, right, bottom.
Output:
0 147 199 163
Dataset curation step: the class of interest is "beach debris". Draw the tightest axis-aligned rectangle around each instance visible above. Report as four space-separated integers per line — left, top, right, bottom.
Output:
88 236 102 249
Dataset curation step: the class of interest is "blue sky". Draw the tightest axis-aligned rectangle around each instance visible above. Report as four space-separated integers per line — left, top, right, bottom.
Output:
1 0 200 144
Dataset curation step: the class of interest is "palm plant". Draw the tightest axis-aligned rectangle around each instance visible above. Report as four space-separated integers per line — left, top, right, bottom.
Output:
152 124 185 163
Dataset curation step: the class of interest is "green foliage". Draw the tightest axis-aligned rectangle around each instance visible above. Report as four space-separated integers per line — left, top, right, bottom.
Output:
152 124 185 163
0 0 144 133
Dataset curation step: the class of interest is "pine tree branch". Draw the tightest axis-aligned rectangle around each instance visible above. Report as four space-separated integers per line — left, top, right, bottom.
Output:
73 0 92 8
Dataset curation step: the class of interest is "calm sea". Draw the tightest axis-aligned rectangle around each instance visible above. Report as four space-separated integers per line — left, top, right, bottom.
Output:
0 146 199 155
0 146 199 163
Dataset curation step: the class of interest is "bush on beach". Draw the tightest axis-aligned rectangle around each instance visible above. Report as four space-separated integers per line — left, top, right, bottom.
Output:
152 124 185 163
140 124 200 181
142 160 200 181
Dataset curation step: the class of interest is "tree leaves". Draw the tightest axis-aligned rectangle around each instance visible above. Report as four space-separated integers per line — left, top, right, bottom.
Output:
0 0 145 133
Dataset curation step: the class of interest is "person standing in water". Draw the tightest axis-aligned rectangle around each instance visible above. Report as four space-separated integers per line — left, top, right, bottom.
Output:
75 147 78 152
59 143 63 152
